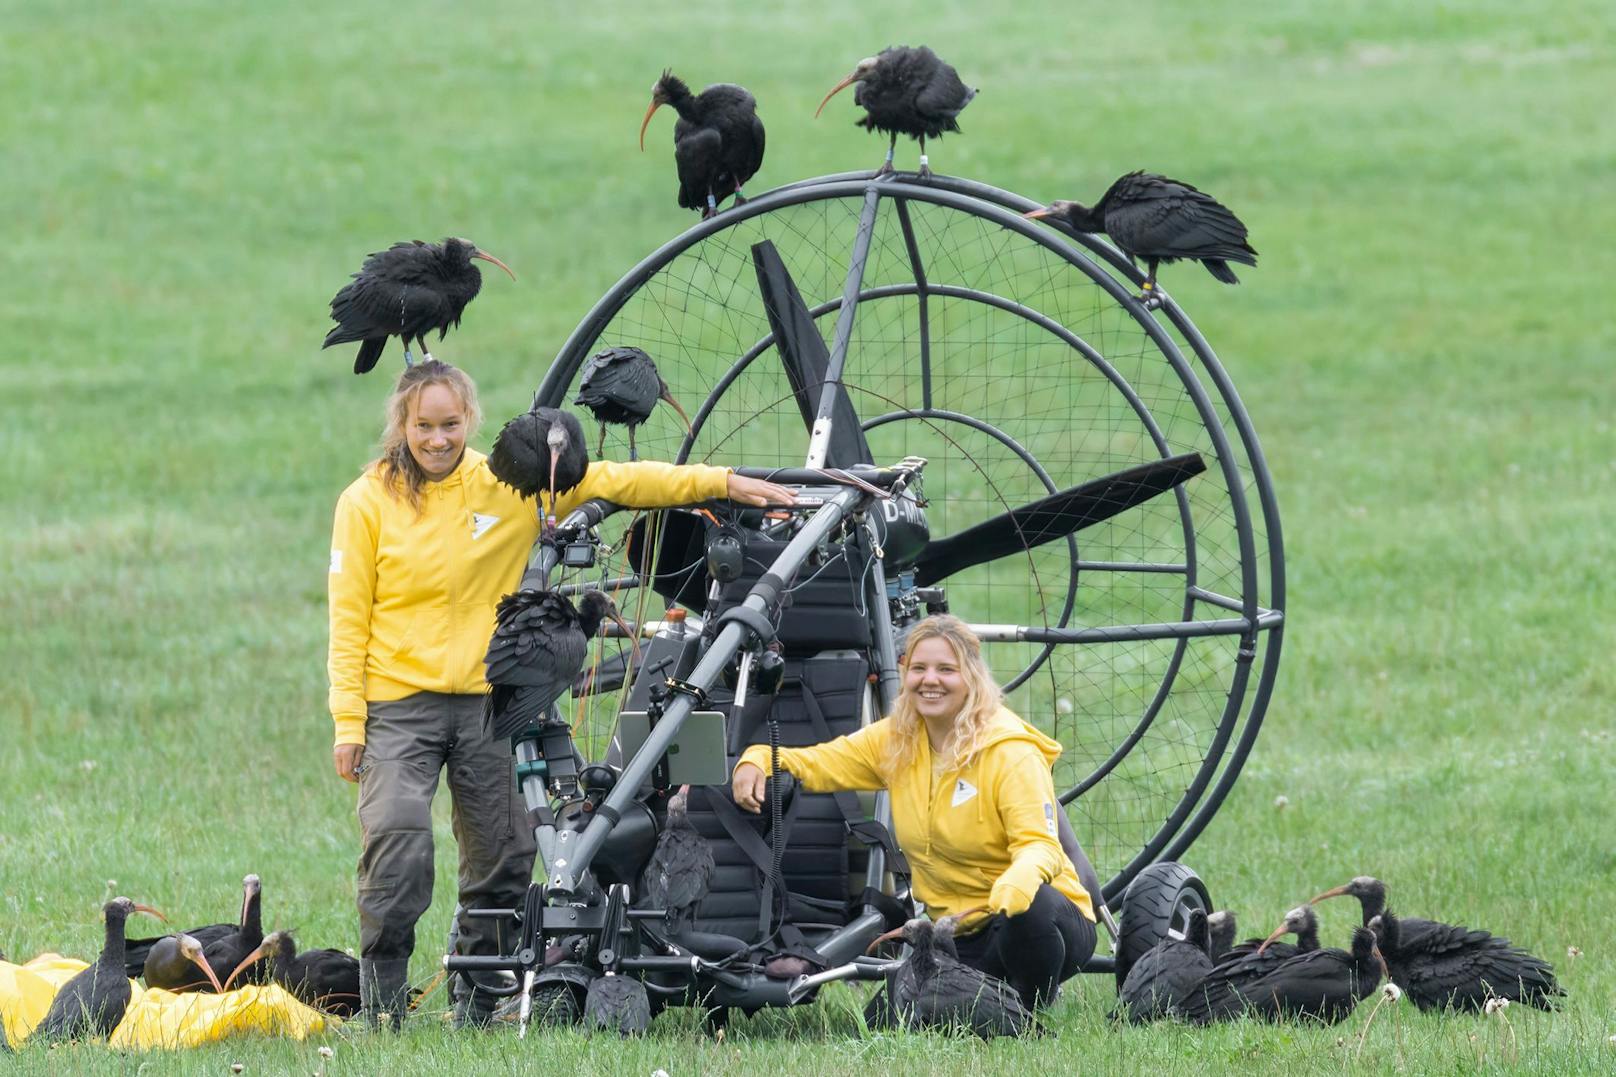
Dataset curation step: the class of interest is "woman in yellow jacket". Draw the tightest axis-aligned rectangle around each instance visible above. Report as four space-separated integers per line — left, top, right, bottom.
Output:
330 360 790 1028
732 614 1095 1012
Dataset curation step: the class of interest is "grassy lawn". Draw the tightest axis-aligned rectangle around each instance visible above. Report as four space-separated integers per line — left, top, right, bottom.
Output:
3 0 1614 1071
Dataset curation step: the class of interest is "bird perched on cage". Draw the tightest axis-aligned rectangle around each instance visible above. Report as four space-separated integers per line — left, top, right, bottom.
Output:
867 912 1032 1039
484 589 639 741
639 784 715 932
1182 903 1321 1023
574 346 693 461
488 407 589 524
1312 875 1563 1011
639 70 766 219
1024 172 1256 309
36 897 166 1041
816 46 976 178
322 237 515 373
1112 907 1215 1023
583 971 653 1036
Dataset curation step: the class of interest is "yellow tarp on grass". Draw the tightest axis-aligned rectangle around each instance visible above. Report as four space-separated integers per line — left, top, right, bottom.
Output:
2 954 335 1050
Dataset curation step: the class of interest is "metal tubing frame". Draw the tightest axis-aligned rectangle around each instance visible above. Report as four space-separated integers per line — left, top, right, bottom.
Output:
542 485 863 897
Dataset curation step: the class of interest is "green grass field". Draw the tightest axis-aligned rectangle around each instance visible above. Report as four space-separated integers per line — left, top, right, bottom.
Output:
4 0 1615 1071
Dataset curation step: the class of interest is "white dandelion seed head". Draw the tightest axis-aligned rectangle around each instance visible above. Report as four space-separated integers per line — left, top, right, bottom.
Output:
1485 997 1511 1015
1273 794 1290 809
318 1046 334 1059
80 759 98 772
1567 946 1582 958
1383 982 1403 1001
1055 697 1074 715
653 1070 671 1077
231 1066 244 1075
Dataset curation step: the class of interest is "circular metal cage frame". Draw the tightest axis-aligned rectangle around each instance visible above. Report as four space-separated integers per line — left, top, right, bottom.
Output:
532 171 1285 902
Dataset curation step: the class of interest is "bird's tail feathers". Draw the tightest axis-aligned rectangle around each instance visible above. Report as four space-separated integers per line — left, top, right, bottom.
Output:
1202 260 1242 285
352 337 387 374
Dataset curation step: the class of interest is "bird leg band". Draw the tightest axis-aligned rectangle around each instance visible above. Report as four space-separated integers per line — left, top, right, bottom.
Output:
918 154 930 171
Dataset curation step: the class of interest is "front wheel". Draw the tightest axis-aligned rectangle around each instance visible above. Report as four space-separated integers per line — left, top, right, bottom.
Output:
1114 861 1213 989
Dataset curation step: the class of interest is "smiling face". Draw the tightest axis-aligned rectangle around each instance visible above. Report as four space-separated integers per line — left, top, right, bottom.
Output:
903 636 968 725
406 383 468 481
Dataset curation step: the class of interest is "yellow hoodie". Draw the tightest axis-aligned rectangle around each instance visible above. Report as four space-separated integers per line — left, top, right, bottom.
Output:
737 707 1093 923
328 448 730 747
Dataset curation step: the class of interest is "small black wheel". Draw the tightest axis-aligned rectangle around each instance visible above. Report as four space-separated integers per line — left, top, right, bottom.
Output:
529 982 583 1026
1115 861 1213 989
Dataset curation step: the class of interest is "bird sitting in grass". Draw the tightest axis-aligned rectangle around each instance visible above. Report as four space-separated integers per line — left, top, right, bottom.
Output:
1025 172 1256 309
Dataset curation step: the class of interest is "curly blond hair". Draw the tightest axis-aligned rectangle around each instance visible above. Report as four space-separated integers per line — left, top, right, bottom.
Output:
885 615 1003 774
372 359 482 510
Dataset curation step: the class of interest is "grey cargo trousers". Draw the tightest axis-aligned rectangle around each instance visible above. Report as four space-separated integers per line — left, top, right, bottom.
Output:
356 692 535 963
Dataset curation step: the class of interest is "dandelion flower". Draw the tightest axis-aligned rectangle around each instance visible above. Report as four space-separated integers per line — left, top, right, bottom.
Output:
1382 982 1402 1002
1567 946 1582 959
1273 795 1290 809
319 1046 334 1059
1485 997 1510 1015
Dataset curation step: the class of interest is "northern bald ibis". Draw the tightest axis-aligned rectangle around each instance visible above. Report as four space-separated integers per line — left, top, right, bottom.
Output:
224 930 362 1016
1242 925 1386 1025
867 912 1032 1039
488 407 589 525
1313 876 1563 1011
1182 904 1321 1023
639 784 715 931
142 933 226 994
1112 907 1214 1023
36 898 165 1041
639 71 765 218
816 46 975 178
1025 172 1256 308
323 237 514 373
574 346 693 460
484 589 638 741
583 972 653 1036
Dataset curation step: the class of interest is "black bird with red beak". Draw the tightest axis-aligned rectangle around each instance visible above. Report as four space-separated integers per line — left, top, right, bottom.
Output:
1242 923 1387 1025
816 46 976 178
1313 875 1563 1011
484 589 641 741
488 407 589 532
640 70 765 219
1182 904 1321 1023
224 930 363 1016
324 237 516 373
1024 173 1256 308
866 910 1032 1038
574 346 693 460
142 933 227 994
36 897 166 1041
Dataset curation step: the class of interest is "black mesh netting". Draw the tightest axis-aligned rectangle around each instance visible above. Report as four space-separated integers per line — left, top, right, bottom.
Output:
535 178 1281 894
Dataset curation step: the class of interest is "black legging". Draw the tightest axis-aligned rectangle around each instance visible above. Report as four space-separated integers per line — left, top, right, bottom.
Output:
950 884 1097 1009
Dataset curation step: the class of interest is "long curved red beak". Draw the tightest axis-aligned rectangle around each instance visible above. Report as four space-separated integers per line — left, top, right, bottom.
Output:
866 925 907 955
190 948 226 993
472 250 517 281
1022 207 1054 220
223 939 272 992
815 74 858 119
1256 922 1290 956
1309 884 1350 903
658 386 693 433
639 100 661 151
132 904 168 922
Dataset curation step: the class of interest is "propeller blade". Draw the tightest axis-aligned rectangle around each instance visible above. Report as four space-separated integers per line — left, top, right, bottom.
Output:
751 240 873 467
912 453 1207 586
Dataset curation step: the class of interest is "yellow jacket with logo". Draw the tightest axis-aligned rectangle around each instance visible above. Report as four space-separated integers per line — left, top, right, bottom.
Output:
328 449 729 746
736 707 1093 923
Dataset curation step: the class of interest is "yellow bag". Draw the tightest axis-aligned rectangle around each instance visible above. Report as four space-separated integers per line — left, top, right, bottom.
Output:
0 954 99 1044
2 954 332 1050
110 983 332 1049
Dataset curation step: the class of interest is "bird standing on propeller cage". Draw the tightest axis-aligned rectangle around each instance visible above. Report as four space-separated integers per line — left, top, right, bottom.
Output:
326 359 792 1030
733 614 1096 1016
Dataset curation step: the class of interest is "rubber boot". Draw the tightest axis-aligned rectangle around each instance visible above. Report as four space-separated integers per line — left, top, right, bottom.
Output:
451 971 503 1030
359 957 412 1031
